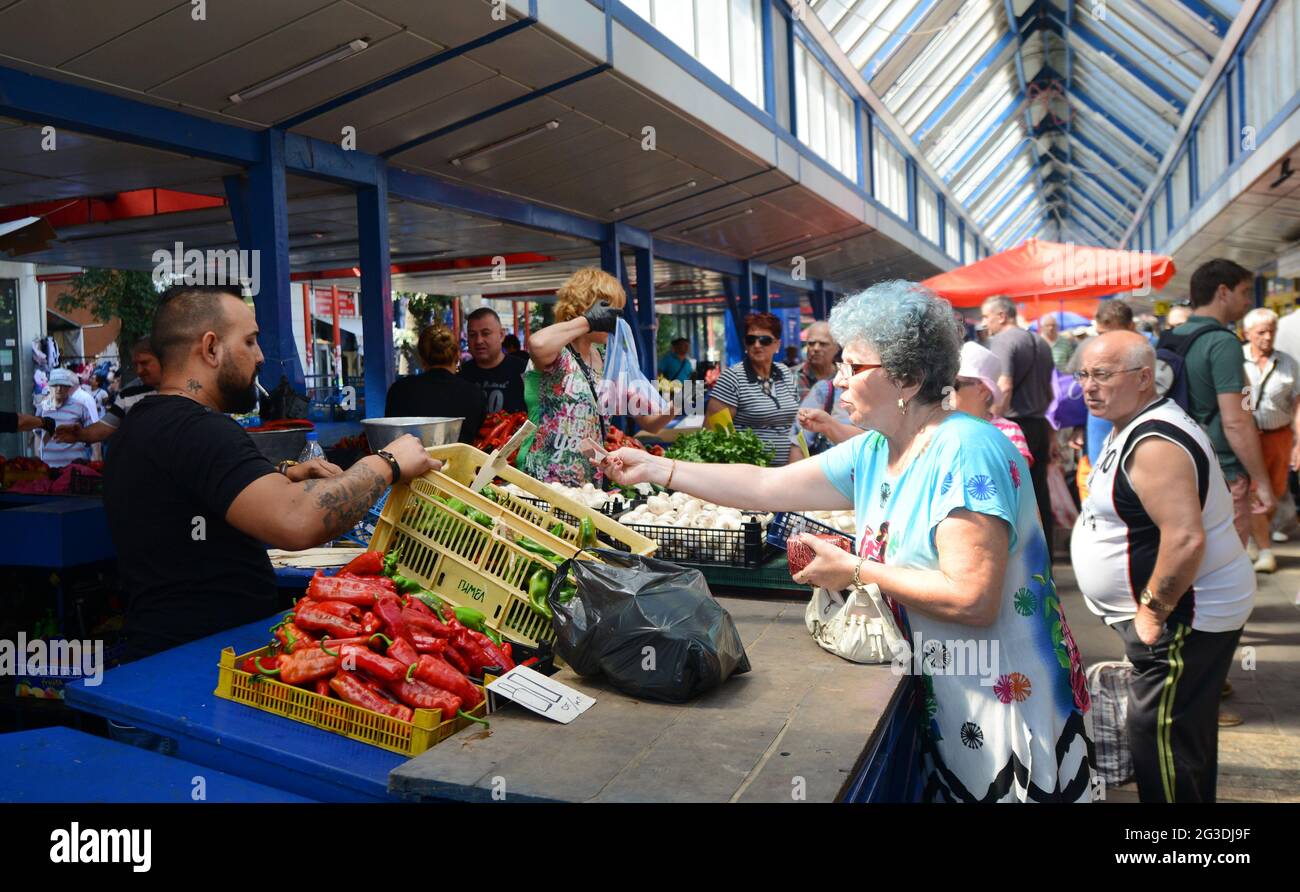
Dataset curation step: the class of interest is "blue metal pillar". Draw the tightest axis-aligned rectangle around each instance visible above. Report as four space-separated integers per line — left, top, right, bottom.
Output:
244 130 304 394
357 166 394 418
633 244 657 380
739 261 755 320
812 281 828 321
753 261 771 314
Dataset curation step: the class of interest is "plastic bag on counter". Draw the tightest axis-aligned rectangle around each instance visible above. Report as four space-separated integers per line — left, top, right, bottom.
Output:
549 549 751 702
600 318 671 417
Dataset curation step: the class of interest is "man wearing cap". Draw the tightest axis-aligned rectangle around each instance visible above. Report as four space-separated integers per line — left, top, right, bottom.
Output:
38 368 98 467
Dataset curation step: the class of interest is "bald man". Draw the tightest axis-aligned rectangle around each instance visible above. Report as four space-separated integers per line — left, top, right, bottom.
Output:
797 321 838 399
1070 331 1253 803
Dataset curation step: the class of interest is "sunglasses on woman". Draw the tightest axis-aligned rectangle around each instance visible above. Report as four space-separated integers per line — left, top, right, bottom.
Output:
745 334 775 346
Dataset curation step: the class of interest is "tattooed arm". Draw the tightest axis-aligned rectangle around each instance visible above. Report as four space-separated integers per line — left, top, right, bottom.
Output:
227 434 437 550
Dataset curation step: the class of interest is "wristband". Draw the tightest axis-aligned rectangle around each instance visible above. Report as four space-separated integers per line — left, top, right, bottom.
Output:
376 449 402 484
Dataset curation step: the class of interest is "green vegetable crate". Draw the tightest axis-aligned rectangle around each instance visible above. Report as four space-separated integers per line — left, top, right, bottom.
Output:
368 443 654 647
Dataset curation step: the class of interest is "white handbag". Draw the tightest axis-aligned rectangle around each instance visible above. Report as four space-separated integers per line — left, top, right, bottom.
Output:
805 584 908 664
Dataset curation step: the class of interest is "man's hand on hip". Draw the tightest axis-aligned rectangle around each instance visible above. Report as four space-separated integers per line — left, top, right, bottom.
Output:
1134 606 1165 646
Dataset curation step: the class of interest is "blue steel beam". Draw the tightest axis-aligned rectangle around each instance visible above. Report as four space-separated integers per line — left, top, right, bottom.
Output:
1058 15 1187 111
222 175 252 250
381 64 611 159
1004 209 1047 247
357 167 394 415
812 280 828 321
1068 187 1128 238
944 94 1026 177
972 165 1038 227
913 29 1018 144
633 245 658 381
1069 128 1149 192
280 17 537 129
1002 0 1049 231
245 130 304 393
753 261 771 314
1070 86 1163 162
0 65 258 166
1079 7 1201 96
1174 0 1231 35
861 0 942 80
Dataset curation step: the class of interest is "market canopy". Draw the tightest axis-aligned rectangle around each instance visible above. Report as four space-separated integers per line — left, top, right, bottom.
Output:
921 239 1176 309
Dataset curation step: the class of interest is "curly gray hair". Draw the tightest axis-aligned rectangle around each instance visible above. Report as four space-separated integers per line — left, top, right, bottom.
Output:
828 280 963 404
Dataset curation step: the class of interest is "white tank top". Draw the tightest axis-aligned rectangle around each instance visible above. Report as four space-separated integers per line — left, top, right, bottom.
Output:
1071 397 1254 633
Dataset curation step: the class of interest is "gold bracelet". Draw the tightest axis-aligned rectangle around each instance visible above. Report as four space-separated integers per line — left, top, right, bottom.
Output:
852 557 866 588
665 459 677 490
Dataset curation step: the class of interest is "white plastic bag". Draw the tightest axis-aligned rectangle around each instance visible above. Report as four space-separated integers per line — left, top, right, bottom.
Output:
805 584 907 664
1085 660 1134 787
601 318 670 416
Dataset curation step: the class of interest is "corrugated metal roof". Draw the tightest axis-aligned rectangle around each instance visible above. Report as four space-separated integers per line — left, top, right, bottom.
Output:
813 0 1243 249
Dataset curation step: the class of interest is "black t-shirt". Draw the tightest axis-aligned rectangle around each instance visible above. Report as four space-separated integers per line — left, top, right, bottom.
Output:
384 368 485 445
458 353 528 415
103 395 279 661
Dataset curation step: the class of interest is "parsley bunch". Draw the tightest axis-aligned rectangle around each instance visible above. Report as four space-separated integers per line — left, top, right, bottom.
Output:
665 429 773 466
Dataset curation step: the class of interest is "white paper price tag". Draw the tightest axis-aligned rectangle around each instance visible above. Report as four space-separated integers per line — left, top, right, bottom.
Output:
486 666 595 724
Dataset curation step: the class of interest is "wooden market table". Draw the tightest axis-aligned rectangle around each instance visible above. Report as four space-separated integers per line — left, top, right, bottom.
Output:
389 595 921 803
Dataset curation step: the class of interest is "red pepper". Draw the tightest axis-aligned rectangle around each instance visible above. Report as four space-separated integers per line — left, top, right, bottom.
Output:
386 636 419 666
401 607 451 637
520 657 540 668
361 611 382 636
502 642 513 660
293 605 363 638
314 678 333 698
442 645 471 675
338 550 385 577
410 631 447 655
337 644 406 683
386 677 463 719
412 654 483 708
450 629 497 676
305 572 382 606
404 596 435 618
340 573 396 593
275 647 340 685
330 671 413 722
468 630 516 673
298 599 362 623
317 635 374 650
273 620 318 653
373 596 409 641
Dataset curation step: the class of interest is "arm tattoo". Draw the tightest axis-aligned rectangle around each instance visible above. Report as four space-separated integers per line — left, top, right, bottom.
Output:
186 378 203 393
309 462 388 539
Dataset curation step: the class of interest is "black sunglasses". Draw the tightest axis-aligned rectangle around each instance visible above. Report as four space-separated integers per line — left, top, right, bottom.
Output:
745 334 775 346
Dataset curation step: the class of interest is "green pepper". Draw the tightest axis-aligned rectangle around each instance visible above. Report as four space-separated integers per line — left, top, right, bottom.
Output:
382 548 401 577
452 605 488 630
480 484 500 503
548 521 565 537
445 497 468 514
410 589 443 612
557 583 578 604
527 568 554 620
391 574 423 594
516 537 565 564
319 636 340 657
578 516 597 548
467 507 494 528
482 626 502 646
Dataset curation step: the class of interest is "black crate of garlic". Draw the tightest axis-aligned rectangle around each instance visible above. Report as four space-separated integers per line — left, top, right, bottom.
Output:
615 492 778 568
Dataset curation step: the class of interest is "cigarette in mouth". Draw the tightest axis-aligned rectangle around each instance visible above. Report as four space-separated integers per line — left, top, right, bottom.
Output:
256 379 270 398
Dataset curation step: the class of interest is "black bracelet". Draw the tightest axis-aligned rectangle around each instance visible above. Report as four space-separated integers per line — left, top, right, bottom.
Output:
375 450 402 484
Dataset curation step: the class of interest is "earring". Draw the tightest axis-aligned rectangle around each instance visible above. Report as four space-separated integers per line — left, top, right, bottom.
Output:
898 397 908 416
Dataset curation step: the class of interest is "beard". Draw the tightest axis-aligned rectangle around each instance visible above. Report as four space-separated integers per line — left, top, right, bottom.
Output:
217 359 261 414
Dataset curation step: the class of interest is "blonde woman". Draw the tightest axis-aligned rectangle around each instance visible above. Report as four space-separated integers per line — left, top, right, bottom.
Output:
521 268 670 485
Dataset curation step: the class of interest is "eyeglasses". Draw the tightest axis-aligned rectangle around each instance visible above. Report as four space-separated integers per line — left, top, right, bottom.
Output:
837 361 884 379
1073 367 1144 384
744 334 775 346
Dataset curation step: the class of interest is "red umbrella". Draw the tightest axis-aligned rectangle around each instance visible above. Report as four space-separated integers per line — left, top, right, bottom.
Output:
922 238 1175 308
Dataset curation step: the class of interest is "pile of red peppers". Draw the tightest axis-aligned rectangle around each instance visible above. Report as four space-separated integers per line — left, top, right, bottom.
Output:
242 548 519 728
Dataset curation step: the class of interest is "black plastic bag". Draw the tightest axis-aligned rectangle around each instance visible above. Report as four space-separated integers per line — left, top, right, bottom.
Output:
549 549 751 703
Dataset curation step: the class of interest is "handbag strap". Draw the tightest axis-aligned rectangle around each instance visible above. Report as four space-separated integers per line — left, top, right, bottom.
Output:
566 345 609 442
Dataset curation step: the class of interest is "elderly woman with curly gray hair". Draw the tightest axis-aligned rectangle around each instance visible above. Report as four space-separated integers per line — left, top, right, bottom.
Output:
602 280 1093 803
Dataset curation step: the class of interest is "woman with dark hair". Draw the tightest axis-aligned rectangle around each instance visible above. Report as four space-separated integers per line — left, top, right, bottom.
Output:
705 312 801 466
385 324 484 446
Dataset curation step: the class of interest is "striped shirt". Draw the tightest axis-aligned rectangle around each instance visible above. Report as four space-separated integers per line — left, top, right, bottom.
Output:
710 360 800 466
38 388 97 467
1241 344 1300 432
101 380 157 430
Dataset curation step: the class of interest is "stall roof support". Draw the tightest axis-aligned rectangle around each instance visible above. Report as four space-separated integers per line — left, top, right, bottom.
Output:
246 130 304 394
357 168 394 417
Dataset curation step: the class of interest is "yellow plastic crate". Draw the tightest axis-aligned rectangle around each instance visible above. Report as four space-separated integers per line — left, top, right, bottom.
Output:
213 645 487 757
367 443 654 647
426 443 656 557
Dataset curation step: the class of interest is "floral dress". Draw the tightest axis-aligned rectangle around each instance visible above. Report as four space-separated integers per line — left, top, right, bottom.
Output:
519 346 605 487
818 412 1093 802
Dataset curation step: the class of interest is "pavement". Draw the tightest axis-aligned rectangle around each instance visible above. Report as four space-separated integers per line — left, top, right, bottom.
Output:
1054 537 1300 803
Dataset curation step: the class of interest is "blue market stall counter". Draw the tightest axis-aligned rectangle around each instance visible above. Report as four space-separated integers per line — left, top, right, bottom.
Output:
0 493 112 568
64 616 405 802
0 726 311 802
